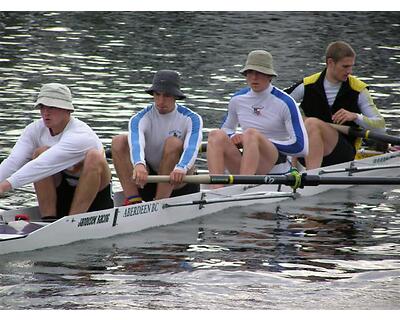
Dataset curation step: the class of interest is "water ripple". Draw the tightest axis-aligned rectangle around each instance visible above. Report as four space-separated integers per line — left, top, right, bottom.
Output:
1 11 400 310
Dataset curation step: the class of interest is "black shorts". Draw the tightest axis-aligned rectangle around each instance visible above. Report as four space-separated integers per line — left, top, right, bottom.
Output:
56 173 114 218
275 153 287 165
138 167 200 202
298 133 356 167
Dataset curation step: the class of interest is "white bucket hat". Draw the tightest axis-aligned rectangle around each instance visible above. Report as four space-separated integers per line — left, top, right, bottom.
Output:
34 83 74 111
240 50 278 77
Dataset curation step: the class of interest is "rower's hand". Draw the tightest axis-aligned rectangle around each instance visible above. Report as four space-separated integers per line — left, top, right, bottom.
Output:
230 133 243 148
170 168 186 186
332 108 358 125
0 180 12 195
133 164 148 188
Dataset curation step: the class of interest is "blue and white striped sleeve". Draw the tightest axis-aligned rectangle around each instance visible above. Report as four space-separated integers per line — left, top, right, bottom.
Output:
175 106 203 173
270 88 309 157
128 107 149 167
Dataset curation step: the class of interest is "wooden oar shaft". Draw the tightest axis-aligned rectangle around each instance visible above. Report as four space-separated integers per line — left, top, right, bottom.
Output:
330 124 400 145
147 174 400 186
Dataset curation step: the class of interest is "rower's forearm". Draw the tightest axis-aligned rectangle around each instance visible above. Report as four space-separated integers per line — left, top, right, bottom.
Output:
355 114 386 132
357 89 386 131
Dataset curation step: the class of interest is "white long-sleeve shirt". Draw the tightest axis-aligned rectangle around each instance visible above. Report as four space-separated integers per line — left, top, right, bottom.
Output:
0 117 104 189
221 85 309 158
128 103 203 173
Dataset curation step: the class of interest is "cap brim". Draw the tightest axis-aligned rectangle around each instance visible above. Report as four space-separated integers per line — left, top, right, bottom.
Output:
240 65 278 77
145 88 186 100
34 97 74 111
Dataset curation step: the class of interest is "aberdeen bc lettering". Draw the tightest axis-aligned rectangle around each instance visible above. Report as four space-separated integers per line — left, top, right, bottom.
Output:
123 203 159 217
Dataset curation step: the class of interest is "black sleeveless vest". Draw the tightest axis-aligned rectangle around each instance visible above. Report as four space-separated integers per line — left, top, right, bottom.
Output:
300 69 367 145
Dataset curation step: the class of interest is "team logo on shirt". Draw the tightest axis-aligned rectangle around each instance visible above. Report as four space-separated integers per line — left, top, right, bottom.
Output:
169 129 183 138
252 105 264 115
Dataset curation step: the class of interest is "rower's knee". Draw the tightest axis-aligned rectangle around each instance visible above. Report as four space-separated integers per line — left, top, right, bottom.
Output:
243 128 259 137
83 149 108 174
111 134 129 155
304 117 323 133
162 136 183 157
32 146 50 159
208 129 228 145
242 128 261 143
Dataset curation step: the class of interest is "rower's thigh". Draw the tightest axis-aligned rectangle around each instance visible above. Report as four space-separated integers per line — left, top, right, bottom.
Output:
257 137 279 173
83 149 112 187
162 136 183 155
208 129 242 173
305 118 339 155
242 128 279 170
112 134 128 150
320 125 339 156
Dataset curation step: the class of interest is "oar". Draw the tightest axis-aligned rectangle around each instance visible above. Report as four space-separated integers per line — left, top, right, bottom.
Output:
331 124 400 146
147 173 400 188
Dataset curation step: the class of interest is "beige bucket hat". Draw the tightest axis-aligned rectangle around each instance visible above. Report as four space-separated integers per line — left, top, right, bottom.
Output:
240 50 278 77
34 83 74 111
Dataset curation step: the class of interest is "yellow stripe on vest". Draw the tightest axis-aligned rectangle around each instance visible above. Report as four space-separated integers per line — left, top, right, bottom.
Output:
303 72 368 92
303 72 322 85
348 75 368 92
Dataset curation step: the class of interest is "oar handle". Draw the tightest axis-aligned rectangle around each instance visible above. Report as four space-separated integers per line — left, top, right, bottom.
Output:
330 124 400 146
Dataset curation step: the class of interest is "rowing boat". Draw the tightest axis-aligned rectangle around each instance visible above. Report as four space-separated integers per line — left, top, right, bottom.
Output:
1 149 400 255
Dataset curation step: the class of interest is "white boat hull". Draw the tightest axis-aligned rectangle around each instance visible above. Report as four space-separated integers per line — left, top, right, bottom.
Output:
1 151 400 255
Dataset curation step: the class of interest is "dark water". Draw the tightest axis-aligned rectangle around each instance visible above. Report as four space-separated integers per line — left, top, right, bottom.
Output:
0 11 400 310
